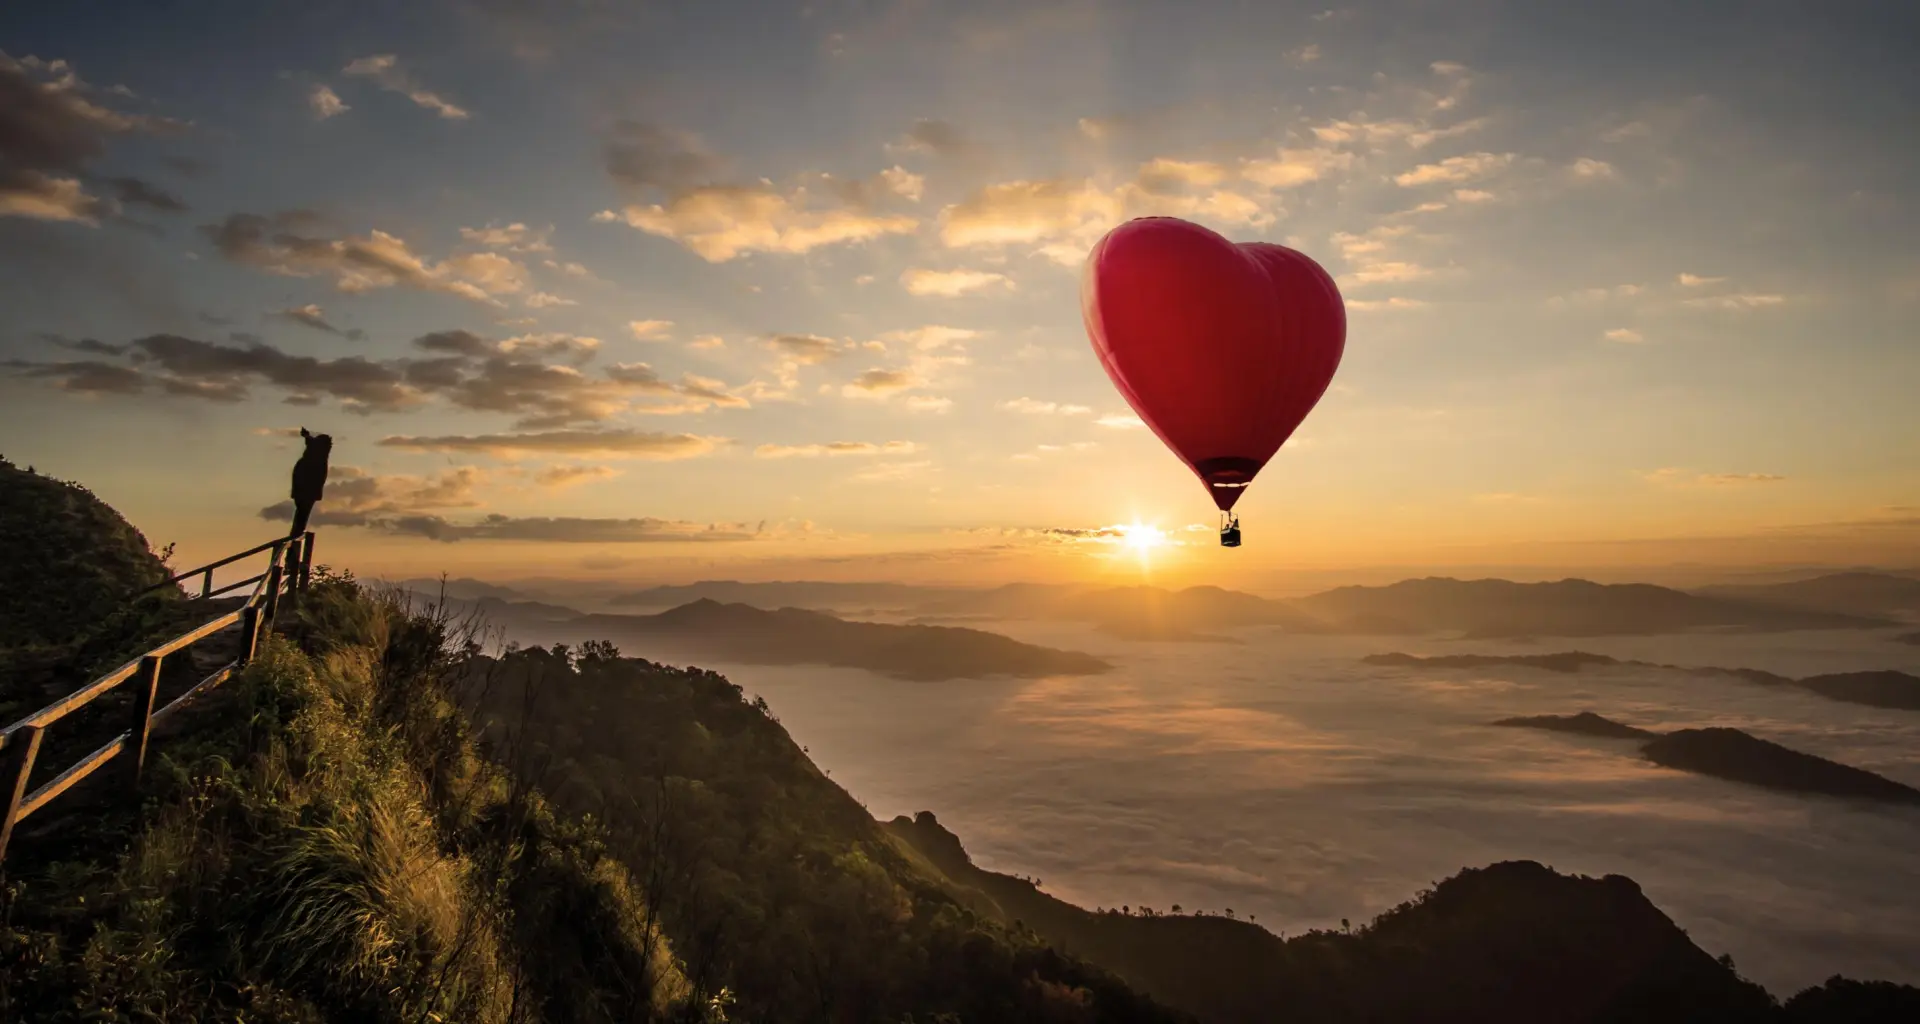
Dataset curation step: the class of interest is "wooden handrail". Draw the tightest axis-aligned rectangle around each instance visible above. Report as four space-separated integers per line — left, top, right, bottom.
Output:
0 531 318 864
134 534 299 599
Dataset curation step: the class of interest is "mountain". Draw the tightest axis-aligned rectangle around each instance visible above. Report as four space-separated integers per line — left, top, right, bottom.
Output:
1643 729 1920 804
1296 577 1889 637
914 583 1318 641
1493 714 1920 805
1794 671 1920 710
459 639 1184 1024
1492 712 1656 738
609 579 964 611
547 599 1111 681
2 572 714 1023
0 456 207 718
1367 651 1621 672
1367 651 1920 711
1693 572 1920 621
885 812 1792 1024
382 575 542 603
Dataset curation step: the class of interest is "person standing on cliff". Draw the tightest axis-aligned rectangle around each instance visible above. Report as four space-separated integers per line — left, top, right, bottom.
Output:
289 428 332 537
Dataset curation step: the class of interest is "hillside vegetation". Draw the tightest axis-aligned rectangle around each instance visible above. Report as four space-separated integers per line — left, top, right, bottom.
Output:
0 456 197 715
459 640 1182 1023
1 574 711 1023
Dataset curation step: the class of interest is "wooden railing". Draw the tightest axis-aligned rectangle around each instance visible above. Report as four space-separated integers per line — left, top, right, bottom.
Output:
0 531 317 865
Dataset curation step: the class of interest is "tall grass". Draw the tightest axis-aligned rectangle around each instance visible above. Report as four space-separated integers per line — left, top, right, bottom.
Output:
1 570 711 1023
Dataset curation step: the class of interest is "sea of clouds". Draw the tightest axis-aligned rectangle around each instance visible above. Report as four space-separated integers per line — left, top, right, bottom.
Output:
719 625 1920 995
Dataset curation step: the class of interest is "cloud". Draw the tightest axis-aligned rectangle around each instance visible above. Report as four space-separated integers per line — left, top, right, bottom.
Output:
1602 327 1645 343
544 259 596 279
201 210 530 306
256 464 485 526
1393 152 1515 186
378 514 759 544
1340 261 1431 285
459 221 552 252
106 176 187 212
1241 147 1353 188
532 464 619 488
341 54 469 119
900 267 1014 297
1569 157 1618 181
688 334 725 350
11 328 745 423
903 396 953 413
878 326 978 350
1452 188 1495 203
95 333 420 410
598 187 917 262
524 291 574 308
1096 413 1146 429
595 120 919 261
379 428 726 459
1003 397 1091 415
1547 283 1643 306
275 303 365 340
893 118 971 157
309 83 349 119
1012 441 1098 461
754 441 919 458
1643 467 1787 486
766 333 844 364
938 166 1274 264
1678 273 1726 287
1347 297 1430 312
843 368 918 397
628 319 674 340
0 51 186 224
3 359 147 395
1681 293 1786 310
975 182 1103 245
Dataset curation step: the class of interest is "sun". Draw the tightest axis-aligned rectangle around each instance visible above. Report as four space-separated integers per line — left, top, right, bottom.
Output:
1118 522 1168 553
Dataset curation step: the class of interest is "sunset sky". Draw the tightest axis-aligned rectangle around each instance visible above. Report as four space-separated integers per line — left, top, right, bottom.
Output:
3 0 1916 591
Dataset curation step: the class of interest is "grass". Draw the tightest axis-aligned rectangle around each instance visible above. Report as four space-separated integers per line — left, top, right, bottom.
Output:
0 570 714 1023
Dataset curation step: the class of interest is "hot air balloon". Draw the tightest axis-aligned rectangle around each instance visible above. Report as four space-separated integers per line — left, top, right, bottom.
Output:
1081 217 1346 547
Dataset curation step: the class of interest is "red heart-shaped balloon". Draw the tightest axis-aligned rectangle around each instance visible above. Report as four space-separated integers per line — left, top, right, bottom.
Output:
1081 217 1346 511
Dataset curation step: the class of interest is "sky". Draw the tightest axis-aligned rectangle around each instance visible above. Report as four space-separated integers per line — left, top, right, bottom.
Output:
2 0 1917 591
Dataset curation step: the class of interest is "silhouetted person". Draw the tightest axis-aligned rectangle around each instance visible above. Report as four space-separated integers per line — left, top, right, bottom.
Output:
289 428 331 537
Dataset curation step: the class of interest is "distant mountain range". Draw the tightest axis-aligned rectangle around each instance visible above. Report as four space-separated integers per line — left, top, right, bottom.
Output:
1494 714 1920 805
610 580 967 612
1299 577 1888 638
1692 571 1920 620
594 575 1899 640
407 569 1920 657
447 596 1109 681
1368 652 1920 711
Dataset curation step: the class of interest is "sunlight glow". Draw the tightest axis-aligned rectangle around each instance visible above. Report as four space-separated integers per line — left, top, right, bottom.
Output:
1119 522 1169 553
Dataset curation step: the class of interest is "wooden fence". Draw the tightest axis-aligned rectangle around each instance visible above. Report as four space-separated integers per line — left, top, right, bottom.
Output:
0 531 317 865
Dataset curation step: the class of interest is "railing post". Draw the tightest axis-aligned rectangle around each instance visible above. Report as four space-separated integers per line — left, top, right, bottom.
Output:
285 536 304 595
0 725 46 866
300 531 316 589
125 655 164 791
201 567 213 599
263 562 285 625
238 606 262 666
